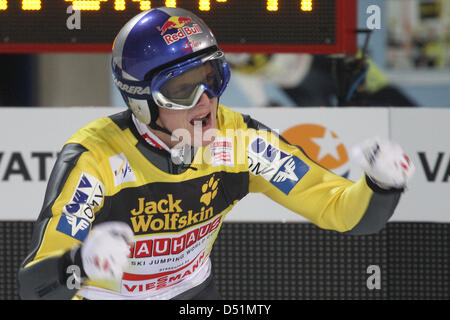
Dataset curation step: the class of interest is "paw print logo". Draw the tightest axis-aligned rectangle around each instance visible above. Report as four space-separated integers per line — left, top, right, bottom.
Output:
200 175 220 206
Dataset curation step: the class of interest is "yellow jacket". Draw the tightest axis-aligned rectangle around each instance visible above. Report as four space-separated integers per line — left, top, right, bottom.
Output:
18 105 401 299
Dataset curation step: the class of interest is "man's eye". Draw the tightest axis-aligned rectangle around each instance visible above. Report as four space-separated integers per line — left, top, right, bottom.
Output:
205 74 215 85
175 84 194 97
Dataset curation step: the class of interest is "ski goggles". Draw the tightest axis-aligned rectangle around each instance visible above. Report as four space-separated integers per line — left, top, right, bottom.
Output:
112 50 230 110
151 50 230 110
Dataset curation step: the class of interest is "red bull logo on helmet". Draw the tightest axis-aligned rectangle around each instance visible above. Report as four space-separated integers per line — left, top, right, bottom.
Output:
157 16 203 45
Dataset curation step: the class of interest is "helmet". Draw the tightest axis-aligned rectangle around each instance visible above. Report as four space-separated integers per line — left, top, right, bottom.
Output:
111 7 230 126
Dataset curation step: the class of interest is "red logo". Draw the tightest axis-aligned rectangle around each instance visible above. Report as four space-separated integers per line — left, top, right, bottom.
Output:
157 16 203 45
128 216 221 258
157 16 195 35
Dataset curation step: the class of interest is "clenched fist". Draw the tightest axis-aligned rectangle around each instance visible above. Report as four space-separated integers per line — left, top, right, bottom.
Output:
81 222 134 282
351 138 415 189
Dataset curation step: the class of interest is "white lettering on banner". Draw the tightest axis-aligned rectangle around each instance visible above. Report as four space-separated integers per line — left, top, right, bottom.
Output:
122 215 222 295
129 216 221 258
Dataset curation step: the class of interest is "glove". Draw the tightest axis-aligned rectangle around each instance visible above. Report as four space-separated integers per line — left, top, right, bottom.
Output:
350 138 415 189
81 222 134 282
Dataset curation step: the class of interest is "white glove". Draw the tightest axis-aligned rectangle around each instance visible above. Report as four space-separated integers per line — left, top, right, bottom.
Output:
350 138 415 189
81 222 134 282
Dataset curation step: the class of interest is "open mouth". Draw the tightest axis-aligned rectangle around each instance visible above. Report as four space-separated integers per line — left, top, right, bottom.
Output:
190 112 211 127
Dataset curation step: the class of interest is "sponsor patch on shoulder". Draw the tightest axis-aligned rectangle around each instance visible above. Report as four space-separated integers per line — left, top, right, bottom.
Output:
56 214 91 242
270 156 310 195
57 172 104 240
247 136 309 195
62 172 104 222
109 153 137 186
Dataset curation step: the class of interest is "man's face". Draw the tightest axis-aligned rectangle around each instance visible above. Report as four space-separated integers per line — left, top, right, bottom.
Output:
155 62 220 148
156 93 218 148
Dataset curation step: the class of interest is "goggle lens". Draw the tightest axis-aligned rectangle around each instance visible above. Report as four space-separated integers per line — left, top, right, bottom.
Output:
152 52 230 109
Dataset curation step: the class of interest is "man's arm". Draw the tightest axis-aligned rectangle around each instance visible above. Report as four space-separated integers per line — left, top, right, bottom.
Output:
18 143 100 299
242 114 409 235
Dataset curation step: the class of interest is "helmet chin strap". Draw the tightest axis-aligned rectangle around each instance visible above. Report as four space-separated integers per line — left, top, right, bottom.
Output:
146 98 181 142
148 120 174 138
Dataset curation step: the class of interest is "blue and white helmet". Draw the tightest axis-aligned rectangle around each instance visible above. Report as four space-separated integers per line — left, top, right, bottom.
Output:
112 7 229 125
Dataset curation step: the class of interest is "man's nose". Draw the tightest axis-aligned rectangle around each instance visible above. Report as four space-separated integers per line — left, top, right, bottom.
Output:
196 92 212 106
